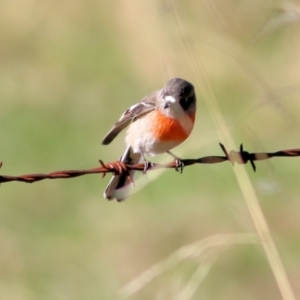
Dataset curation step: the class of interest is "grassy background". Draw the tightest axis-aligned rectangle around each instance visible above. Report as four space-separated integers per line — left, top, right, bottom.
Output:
1 0 300 299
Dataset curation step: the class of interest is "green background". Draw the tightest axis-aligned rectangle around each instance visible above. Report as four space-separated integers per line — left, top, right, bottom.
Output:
1 0 300 299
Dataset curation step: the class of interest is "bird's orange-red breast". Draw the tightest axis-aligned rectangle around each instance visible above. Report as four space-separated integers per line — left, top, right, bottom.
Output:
149 109 195 142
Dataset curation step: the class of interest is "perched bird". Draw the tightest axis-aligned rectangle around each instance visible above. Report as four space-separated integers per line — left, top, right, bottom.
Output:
102 78 196 201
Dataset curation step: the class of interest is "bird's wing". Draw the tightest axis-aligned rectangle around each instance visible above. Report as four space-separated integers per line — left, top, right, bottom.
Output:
101 90 159 145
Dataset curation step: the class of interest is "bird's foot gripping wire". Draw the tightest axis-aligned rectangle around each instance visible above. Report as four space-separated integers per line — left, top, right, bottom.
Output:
142 160 153 175
139 148 154 175
167 151 184 174
174 159 184 173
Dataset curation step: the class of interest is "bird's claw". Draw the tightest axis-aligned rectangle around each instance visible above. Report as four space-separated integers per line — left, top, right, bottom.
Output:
143 160 153 175
175 159 184 173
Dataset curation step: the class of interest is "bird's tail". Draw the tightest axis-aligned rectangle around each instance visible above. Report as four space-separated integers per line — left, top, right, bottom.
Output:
103 146 142 201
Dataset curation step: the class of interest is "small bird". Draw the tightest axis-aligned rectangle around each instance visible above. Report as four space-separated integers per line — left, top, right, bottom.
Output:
102 78 196 201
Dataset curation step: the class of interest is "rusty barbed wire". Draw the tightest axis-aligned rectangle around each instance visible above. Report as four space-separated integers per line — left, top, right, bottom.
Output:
0 143 300 185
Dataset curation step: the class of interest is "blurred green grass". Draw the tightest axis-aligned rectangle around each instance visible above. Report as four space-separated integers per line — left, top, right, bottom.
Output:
1 0 300 299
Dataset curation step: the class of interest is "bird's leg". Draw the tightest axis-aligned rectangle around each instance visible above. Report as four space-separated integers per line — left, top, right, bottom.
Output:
166 151 184 173
139 148 152 174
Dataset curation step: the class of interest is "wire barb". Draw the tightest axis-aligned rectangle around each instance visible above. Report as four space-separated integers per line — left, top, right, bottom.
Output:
0 144 300 184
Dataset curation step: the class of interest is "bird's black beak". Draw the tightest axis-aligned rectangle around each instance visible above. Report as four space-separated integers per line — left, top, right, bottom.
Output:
164 102 171 109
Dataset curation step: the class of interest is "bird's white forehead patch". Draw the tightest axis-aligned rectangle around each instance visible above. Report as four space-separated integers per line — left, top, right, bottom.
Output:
165 95 176 103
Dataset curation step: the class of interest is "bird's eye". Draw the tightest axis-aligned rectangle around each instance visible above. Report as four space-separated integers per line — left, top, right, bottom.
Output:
179 95 194 111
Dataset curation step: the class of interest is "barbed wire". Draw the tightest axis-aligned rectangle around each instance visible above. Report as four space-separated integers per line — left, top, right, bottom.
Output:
0 143 299 185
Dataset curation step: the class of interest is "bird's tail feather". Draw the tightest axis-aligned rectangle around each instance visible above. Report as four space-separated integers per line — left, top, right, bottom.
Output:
103 146 142 201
